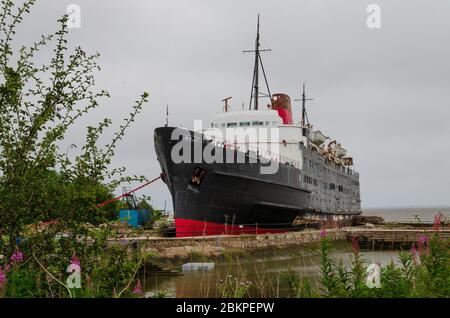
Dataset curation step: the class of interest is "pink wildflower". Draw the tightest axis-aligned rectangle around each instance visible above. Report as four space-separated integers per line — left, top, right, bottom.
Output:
319 229 327 238
70 255 81 267
10 250 24 264
418 235 429 246
417 235 429 255
410 244 418 256
132 279 143 295
351 236 360 253
433 213 443 231
410 244 420 264
0 268 6 288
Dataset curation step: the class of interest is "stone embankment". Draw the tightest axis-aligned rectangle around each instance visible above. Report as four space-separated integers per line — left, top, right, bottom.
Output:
345 227 450 248
109 226 449 259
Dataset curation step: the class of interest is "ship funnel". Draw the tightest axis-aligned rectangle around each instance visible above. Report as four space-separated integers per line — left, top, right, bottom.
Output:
271 93 293 124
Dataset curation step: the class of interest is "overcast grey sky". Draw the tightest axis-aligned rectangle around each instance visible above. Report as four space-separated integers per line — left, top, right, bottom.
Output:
12 0 450 209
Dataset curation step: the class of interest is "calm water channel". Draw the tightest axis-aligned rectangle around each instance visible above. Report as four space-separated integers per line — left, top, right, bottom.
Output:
143 207 448 297
143 242 401 297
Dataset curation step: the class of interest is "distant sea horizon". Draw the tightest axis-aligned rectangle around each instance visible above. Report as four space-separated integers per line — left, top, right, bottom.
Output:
362 206 450 223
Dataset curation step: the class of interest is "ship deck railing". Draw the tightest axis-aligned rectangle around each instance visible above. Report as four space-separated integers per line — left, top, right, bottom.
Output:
207 136 302 169
206 136 359 177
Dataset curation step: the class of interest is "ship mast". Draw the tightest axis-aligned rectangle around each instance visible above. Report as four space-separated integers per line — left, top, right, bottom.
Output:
295 83 313 136
244 14 272 110
165 104 169 127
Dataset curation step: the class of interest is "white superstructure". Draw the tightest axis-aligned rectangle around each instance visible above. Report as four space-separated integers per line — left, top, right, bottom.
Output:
199 110 308 169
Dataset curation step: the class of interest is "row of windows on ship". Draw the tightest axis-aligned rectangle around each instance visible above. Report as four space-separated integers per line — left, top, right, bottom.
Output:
302 175 350 193
304 158 359 180
211 121 279 128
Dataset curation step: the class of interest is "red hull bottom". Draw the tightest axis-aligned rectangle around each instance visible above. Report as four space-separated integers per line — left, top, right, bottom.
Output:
175 218 286 237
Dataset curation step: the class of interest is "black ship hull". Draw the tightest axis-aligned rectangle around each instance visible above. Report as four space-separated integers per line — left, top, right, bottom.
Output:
154 126 360 237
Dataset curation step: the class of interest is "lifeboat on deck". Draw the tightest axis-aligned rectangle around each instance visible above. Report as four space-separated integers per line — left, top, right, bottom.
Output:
308 130 327 146
334 145 347 158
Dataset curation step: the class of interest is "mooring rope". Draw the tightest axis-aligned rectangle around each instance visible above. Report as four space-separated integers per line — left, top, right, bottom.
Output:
96 174 163 208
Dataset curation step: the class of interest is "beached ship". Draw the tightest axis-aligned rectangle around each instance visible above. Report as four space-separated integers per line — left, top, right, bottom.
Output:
154 16 361 237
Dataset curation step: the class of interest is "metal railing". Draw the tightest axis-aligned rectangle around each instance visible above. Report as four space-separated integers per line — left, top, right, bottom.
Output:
201 134 359 176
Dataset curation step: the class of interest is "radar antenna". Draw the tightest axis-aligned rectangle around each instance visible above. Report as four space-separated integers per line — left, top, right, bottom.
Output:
222 97 232 112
